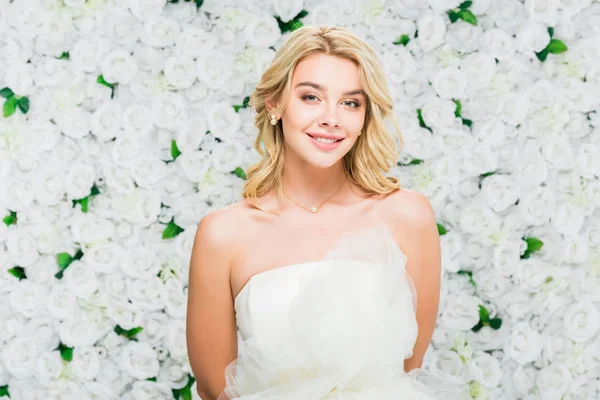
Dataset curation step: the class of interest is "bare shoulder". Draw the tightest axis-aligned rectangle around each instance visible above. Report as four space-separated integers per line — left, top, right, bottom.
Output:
194 200 254 254
380 188 436 231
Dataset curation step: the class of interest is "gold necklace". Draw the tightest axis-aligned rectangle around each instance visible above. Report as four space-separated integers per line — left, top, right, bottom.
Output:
283 177 347 213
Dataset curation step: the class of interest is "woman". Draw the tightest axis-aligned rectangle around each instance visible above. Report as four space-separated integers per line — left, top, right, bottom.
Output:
187 26 469 399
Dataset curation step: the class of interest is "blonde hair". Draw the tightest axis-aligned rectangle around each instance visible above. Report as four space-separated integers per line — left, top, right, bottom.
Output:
242 25 403 212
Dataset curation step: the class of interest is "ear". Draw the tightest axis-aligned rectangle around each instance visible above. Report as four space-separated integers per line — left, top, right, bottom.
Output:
265 97 278 114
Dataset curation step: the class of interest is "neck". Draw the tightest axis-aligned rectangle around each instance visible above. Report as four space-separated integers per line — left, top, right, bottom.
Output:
281 158 347 207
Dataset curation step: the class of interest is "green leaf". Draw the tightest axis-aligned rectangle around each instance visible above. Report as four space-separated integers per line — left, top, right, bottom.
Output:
233 97 250 112
0 87 14 99
295 10 308 19
437 223 447 236
478 305 490 322
3 96 17 118
173 376 196 400
275 9 308 34
547 39 568 54
8 266 26 280
90 184 100 196
457 270 476 287
458 9 477 25
458 0 472 9
146 377 157 382
521 237 544 259
58 343 73 362
454 99 462 117
58 51 70 60
398 158 424 167
416 109 433 133
97 74 117 99
479 171 496 179
393 34 410 46
233 167 247 180
489 318 502 330
162 218 185 239
194 0 203 8
171 140 182 161
114 325 144 340
471 320 484 332
0 385 9 397
547 27 554 39
461 118 472 127
17 97 30 114
447 10 460 23
536 47 549 62
3 210 17 226
57 252 73 269
289 20 304 32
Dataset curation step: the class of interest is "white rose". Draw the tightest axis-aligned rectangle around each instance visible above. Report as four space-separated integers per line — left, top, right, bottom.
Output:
491 242 520 277
176 115 207 154
524 0 559 24
196 50 234 89
272 0 303 22
166 319 187 360
130 153 168 189
121 342 159 380
459 203 501 236
9 280 47 318
541 135 574 171
138 312 169 346
33 170 64 206
479 28 516 60
8 1 50 38
100 49 138 86
0 176 34 212
64 162 96 200
122 104 154 138
551 202 585 235
128 0 166 20
90 102 122 142
23 256 55 284
132 45 165 74
419 96 456 129
158 359 189 389
70 346 101 380
518 187 555 226
473 270 509 299
431 66 467 100
507 322 543 365
445 21 482 54
4 62 34 95
70 214 116 245
176 27 217 59
53 108 91 139
467 352 502 388
244 15 280 47
205 101 241 141
164 56 197 89
112 188 161 227
70 37 111 73
141 16 180 48
382 47 416 84
83 382 118 400
164 280 187 318
562 233 589 264
427 349 466 376
83 243 123 273
96 359 130 395
46 285 78 320
511 364 537 397
210 141 245 174
121 247 162 278
63 260 99 298
480 175 520 213
60 312 106 348
151 93 187 131
416 13 446 52
104 11 140 49
563 302 599 342
6 228 39 267
440 231 464 273
2 336 36 379
308 4 338 26
125 381 173 399
516 22 551 53
440 293 481 330
575 144 600 178
127 277 167 312
535 363 572 399
35 351 63 386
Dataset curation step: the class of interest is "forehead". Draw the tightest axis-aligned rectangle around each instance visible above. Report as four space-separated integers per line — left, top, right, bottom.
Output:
291 53 362 89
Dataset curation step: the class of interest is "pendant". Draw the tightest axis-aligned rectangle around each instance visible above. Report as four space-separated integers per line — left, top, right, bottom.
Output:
311 206 317 213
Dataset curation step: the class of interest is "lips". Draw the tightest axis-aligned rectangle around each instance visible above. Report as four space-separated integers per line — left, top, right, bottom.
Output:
306 133 345 141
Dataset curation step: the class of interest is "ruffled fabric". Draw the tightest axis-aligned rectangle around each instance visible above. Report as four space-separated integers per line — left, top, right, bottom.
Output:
218 224 470 399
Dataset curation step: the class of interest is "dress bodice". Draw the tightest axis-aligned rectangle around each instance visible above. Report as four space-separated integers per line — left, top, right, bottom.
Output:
219 224 470 400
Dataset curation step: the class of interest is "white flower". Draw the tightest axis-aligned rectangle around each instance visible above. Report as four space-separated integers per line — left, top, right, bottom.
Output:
158 359 189 389
210 141 245 173
524 0 559 24
431 66 467 99
474 270 509 299
206 101 241 141
2 336 36 379
551 202 585 235
83 243 123 273
481 175 520 213
72 346 101 380
35 351 63 386
164 280 187 318
9 280 47 318
121 247 162 279
4 63 34 96
507 322 543 365
164 56 197 89
63 260 99 298
243 15 280 47
128 0 166 20
127 276 167 312
64 162 96 200
133 45 165 74
428 349 466 376
126 381 173 399
7 1 51 38
176 27 217 59
46 285 78 320
151 93 187 131
6 228 39 267
479 28 516 60
445 21 482 54
440 231 464 273
53 108 91 139
90 102 123 142
100 49 138 85
382 47 416 84
165 319 187 360
70 213 116 246
138 312 169 346
535 363 572 399
467 352 503 388
130 153 168 188
120 342 159 380
440 294 481 330
196 50 235 89
516 22 551 53
492 242 521 277
141 16 180 48
562 302 599 342
308 4 338 26
419 96 456 129
272 0 304 22
122 104 154 138
415 13 446 52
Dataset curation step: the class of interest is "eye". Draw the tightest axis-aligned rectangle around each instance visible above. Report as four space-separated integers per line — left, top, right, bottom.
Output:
301 94 319 102
343 100 361 108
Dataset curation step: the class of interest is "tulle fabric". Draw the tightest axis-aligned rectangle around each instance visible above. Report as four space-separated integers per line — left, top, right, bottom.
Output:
217 224 470 400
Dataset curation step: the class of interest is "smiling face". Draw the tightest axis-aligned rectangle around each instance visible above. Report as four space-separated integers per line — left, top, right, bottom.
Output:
276 53 367 169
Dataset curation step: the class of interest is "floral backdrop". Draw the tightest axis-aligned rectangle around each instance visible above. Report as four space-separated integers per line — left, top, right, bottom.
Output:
0 0 599 399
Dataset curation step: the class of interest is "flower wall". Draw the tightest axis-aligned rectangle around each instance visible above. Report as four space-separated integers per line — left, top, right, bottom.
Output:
0 0 599 399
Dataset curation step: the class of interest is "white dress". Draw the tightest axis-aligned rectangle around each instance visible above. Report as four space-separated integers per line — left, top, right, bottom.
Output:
218 224 470 399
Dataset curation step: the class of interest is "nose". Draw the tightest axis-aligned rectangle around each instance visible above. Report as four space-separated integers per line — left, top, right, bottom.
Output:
318 107 340 129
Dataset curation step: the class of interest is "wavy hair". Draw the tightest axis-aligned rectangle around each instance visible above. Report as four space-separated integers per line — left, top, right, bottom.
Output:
241 25 403 212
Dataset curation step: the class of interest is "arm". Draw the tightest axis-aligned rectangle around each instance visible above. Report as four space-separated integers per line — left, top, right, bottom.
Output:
387 190 442 372
186 209 239 400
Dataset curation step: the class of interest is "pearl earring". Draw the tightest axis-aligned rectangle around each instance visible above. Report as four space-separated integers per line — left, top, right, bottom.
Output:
269 114 278 125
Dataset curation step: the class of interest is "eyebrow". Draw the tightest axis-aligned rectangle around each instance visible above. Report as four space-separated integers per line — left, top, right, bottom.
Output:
294 81 365 97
